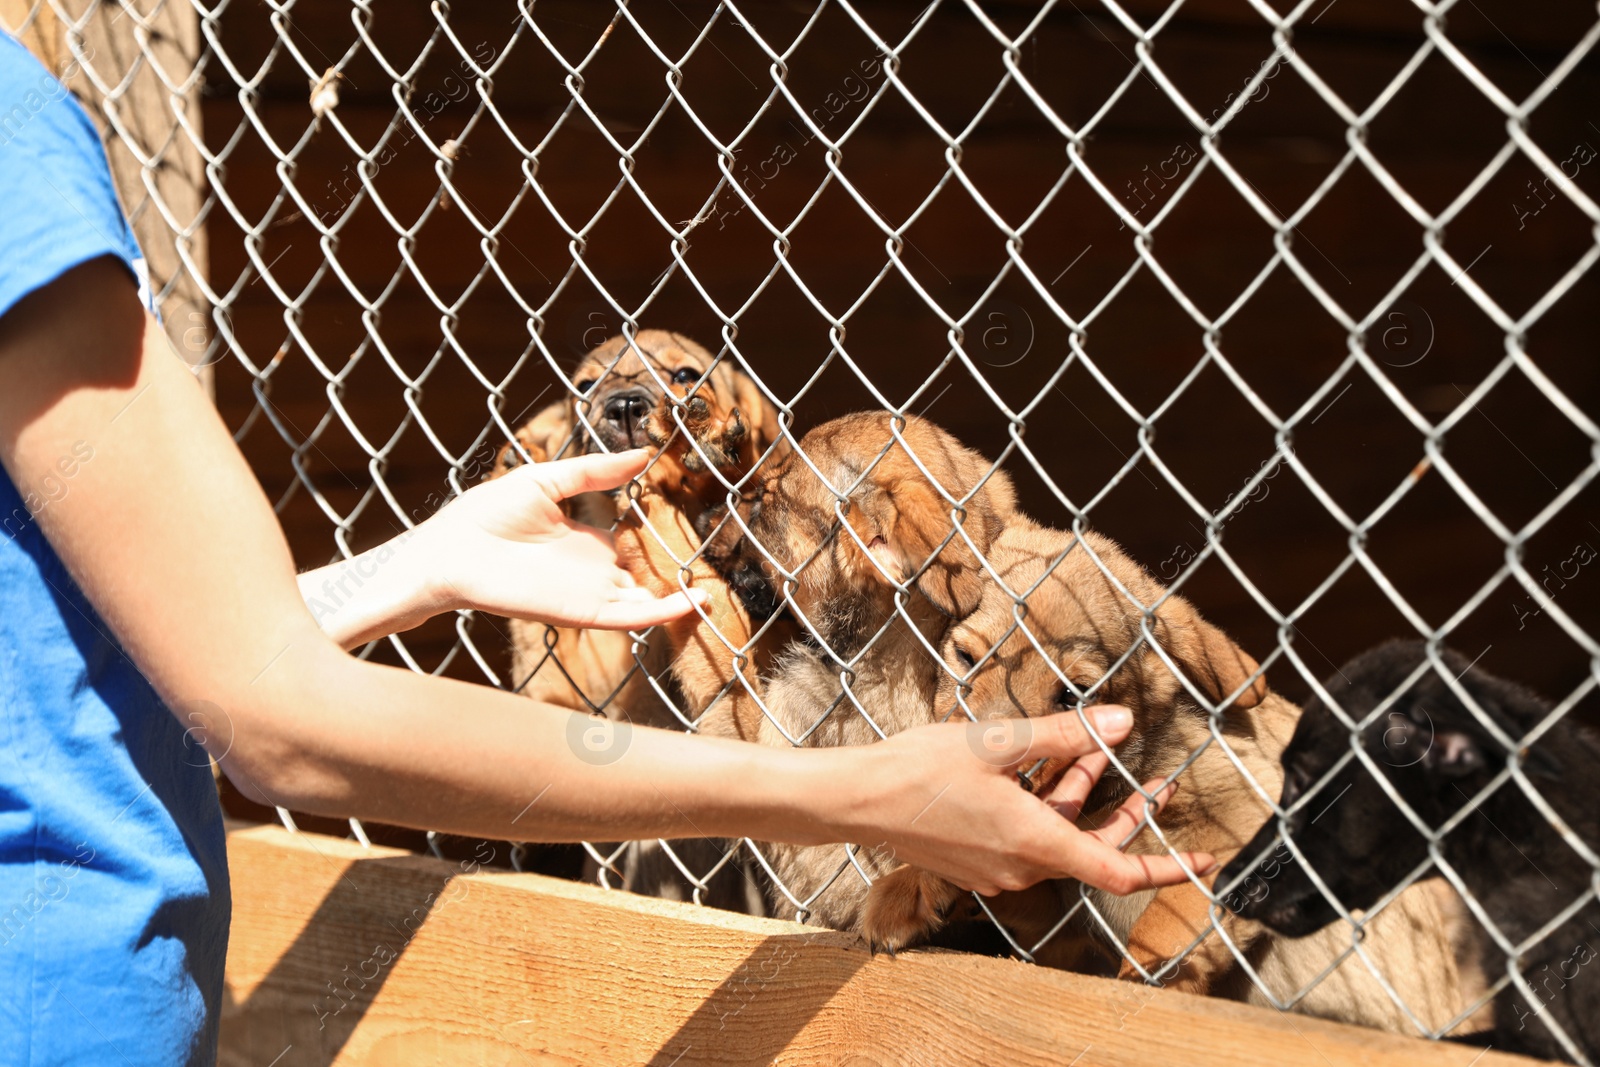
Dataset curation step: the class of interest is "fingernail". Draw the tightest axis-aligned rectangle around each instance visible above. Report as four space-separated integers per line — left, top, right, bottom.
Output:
1193 855 1217 875
1091 706 1132 733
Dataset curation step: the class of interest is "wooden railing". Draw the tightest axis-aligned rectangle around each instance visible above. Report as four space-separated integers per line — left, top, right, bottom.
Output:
220 822 1542 1067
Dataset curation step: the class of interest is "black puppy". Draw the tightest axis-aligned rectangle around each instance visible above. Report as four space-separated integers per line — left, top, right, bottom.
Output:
1220 639 1599 1064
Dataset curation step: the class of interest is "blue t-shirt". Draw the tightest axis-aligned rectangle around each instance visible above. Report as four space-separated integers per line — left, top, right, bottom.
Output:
0 33 229 1066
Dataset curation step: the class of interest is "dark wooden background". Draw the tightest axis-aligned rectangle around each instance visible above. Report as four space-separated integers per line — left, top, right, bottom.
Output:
200 0 1598 780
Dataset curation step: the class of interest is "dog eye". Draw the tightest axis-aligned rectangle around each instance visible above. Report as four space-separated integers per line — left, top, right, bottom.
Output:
1055 686 1076 710
953 647 976 671
574 378 597 394
671 367 698 385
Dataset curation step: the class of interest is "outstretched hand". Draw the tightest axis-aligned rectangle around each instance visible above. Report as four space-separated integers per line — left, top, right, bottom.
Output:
414 449 707 630
850 707 1212 898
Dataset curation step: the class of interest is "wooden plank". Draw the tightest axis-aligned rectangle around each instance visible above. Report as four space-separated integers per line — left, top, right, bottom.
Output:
221 821 1546 1067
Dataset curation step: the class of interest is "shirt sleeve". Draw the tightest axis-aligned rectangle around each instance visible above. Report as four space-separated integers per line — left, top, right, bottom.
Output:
0 32 145 323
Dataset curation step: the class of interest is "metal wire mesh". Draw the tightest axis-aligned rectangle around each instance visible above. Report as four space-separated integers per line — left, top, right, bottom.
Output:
8 0 1598 1055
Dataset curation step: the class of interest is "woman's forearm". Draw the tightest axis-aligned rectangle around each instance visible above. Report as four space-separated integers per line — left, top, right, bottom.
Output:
297 537 444 650
230 638 862 847
0 268 842 849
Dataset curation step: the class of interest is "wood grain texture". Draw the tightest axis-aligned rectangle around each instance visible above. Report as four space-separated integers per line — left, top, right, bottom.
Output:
221 822 1548 1067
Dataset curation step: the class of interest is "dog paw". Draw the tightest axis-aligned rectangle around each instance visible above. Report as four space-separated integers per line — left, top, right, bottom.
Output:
490 432 549 480
861 866 963 956
643 391 747 475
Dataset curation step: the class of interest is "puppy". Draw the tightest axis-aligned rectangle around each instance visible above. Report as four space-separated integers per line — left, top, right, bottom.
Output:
859 521 1264 955
1222 639 1598 1062
492 330 779 913
617 408 1016 926
492 329 779 726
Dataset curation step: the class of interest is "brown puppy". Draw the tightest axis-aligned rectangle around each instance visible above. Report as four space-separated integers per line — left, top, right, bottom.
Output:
491 330 779 912
492 329 779 727
621 408 1014 738
861 523 1468 1033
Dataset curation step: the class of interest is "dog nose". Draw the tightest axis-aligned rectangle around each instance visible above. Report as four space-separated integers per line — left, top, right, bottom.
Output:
602 390 652 430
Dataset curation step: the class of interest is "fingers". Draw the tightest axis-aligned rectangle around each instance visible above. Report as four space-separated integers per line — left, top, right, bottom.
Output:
991 707 1131 770
954 830 1214 900
588 588 707 630
1079 848 1216 895
531 449 651 502
1028 808 1213 894
1042 748 1109 820
1086 778 1176 848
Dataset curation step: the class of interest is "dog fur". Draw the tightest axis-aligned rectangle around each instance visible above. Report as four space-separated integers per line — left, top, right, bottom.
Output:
857 528 1469 1034
616 409 1016 928
1222 639 1598 1061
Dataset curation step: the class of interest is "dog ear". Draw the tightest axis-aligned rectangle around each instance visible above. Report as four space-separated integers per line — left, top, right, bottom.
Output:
886 479 990 617
1521 743 1563 781
883 463 1013 618
1449 672 1561 781
1152 594 1268 710
835 417 1010 617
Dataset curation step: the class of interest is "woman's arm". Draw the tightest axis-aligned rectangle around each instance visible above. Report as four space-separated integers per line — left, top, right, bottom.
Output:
0 257 1205 897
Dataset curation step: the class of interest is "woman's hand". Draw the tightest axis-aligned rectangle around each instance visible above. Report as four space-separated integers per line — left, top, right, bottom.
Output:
415 449 707 626
836 707 1212 897
299 449 705 649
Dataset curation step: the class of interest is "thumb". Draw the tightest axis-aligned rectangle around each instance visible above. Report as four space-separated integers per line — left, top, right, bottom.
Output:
529 449 651 502
588 589 709 631
1010 707 1133 768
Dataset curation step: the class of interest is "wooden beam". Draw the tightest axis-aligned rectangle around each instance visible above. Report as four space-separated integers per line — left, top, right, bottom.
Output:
221 822 1545 1066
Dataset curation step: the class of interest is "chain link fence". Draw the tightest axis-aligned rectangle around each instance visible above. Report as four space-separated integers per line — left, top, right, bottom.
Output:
7 0 1598 1057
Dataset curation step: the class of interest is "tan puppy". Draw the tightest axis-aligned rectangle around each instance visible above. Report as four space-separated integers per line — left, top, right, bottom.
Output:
492 329 779 727
491 330 780 912
619 408 1014 738
861 523 1468 1033
623 409 1466 1032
